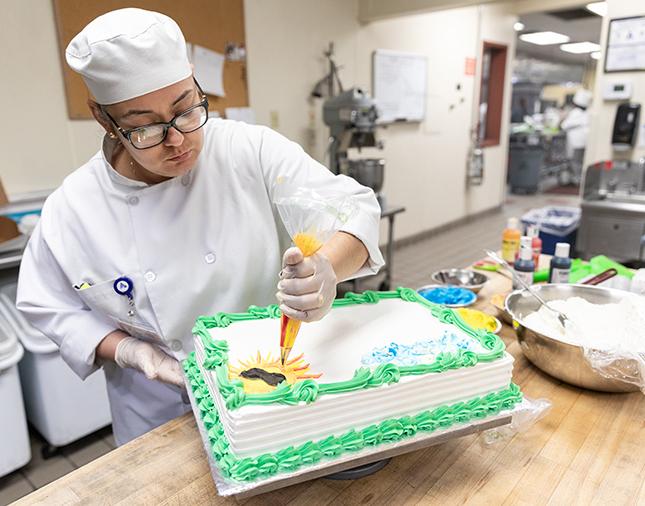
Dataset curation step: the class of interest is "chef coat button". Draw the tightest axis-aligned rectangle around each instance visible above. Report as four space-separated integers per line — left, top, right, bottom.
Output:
128 196 139 206
170 340 183 352
144 271 156 282
204 252 216 264
181 174 191 186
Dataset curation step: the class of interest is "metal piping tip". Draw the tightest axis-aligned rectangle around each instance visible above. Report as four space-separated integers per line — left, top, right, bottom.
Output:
280 347 292 366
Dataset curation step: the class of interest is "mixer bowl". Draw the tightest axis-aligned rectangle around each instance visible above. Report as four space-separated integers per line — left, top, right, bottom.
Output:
345 159 384 194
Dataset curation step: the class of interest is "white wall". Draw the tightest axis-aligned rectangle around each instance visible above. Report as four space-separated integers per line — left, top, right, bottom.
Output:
0 0 104 195
585 0 645 166
355 3 516 238
248 0 517 240
245 0 360 162
2 0 516 242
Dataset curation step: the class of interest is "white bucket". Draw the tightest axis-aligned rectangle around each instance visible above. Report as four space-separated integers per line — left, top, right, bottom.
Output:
0 283 111 447
0 305 30 477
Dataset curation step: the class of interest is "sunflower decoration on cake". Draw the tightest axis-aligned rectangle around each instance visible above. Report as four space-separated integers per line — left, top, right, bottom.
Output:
229 351 322 394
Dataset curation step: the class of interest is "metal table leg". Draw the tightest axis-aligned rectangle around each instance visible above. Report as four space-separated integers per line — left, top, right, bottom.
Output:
350 205 405 293
381 213 396 290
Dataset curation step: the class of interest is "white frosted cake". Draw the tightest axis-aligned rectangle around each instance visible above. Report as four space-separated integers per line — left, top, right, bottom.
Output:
185 288 521 483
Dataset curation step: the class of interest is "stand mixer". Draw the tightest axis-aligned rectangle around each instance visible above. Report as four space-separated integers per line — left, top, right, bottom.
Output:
323 88 386 208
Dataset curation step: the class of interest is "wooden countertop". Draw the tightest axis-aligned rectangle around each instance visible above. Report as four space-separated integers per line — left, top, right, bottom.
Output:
17 270 645 505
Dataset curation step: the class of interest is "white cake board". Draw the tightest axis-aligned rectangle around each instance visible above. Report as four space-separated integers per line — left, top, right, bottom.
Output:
185 373 515 499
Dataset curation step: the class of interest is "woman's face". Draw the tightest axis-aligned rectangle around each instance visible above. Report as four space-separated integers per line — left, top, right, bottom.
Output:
100 76 205 180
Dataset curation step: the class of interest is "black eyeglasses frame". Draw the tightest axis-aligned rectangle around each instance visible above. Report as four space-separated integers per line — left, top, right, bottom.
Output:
102 78 210 150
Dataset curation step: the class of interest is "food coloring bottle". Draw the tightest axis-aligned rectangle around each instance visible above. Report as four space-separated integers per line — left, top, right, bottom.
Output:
513 237 535 290
527 225 542 267
549 243 572 284
502 217 521 265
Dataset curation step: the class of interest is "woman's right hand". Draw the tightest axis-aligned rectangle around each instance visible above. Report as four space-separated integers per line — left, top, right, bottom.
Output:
112 335 184 386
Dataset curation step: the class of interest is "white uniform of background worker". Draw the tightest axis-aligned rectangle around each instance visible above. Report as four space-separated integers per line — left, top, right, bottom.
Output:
561 89 593 159
17 9 384 446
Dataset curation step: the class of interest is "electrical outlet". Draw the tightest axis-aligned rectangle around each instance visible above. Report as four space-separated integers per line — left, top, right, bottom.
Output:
270 110 279 130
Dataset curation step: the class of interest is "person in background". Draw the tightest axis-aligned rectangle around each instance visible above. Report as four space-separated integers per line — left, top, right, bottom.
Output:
17 8 384 446
561 89 592 157
560 89 593 184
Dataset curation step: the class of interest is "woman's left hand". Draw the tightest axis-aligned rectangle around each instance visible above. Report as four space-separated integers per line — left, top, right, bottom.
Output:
277 247 337 322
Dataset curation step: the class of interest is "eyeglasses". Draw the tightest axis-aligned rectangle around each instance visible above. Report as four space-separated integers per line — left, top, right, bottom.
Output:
103 80 210 149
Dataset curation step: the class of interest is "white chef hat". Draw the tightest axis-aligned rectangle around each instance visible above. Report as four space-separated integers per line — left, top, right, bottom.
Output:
572 89 593 109
65 8 192 105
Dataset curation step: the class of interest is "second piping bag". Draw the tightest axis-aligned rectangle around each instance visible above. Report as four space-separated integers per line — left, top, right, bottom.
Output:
273 178 357 365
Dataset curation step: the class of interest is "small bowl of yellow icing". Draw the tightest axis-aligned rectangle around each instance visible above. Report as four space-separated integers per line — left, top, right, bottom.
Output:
456 308 502 334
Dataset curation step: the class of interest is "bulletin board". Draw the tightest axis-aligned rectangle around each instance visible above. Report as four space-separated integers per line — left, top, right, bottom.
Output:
52 0 248 119
372 49 427 124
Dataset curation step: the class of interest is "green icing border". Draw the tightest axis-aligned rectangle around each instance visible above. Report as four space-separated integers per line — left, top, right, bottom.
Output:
184 353 523 483
191 288 506 410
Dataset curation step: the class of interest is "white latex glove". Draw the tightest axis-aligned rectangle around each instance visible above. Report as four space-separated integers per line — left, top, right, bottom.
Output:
115 337 184 387
277 247 337 322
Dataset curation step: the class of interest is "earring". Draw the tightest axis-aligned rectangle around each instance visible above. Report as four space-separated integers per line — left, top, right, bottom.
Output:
108 132 117 139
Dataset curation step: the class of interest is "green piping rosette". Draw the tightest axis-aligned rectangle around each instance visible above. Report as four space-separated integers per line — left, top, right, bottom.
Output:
193 288 506 410
183 354 523 483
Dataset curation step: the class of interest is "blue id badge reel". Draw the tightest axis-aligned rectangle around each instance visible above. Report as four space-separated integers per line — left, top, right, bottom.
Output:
113 276 136 317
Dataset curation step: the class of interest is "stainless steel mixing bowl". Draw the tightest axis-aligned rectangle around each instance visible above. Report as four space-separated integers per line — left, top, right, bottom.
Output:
431 269 489 293
505 284 640 393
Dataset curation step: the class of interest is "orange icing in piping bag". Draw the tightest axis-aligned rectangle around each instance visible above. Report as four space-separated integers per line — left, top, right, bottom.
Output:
280 232 323 364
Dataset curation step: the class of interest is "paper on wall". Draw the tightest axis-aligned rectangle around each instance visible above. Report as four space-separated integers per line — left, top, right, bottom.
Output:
186 42 193 63
192 44 225 97
225 107 255 124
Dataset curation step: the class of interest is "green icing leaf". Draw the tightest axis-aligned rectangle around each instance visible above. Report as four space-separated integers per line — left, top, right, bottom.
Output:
339 430 365 451
362 424 383 446
297 441 323 464
318 436 343 457
398 416 418 437
255 454 279 475
379 419 405 443
275 447 302 471
225 387 246 410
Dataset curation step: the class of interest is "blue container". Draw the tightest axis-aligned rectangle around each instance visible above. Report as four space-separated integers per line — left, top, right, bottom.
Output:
521 206 580 255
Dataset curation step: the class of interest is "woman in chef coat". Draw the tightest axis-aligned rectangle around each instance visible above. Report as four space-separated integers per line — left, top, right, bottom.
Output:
17 8 383 446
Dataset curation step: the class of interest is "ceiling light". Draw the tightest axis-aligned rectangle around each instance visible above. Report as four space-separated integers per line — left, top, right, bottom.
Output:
514 22 525 32
519 31 570 46
590 51 602 60
560 41 601 54
586 2 607 17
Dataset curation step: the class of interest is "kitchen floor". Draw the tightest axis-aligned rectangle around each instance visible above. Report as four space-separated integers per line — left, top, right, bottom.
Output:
0 191 579 505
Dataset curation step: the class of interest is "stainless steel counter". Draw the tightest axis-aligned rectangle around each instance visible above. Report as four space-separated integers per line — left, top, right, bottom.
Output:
578 159 645 261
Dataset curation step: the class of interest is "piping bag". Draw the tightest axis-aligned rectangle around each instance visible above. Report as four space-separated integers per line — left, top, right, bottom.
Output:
279 233 323 364
273 178 357 365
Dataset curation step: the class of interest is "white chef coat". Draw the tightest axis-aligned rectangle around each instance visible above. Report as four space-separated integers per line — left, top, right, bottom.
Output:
561 107 589 158
17 119 384 445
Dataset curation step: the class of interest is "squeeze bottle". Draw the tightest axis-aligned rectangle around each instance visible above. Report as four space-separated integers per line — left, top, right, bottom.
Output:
513 237 535 290
501 217 521 265
549 243 572 284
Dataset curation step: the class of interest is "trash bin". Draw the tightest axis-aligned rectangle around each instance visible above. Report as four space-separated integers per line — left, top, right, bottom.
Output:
508 144 545 194
0 305 30 477
0 283 111 452
522 206 581 255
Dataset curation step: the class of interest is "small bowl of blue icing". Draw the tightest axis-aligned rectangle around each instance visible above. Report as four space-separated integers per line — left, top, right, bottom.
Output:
417 284 477 308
